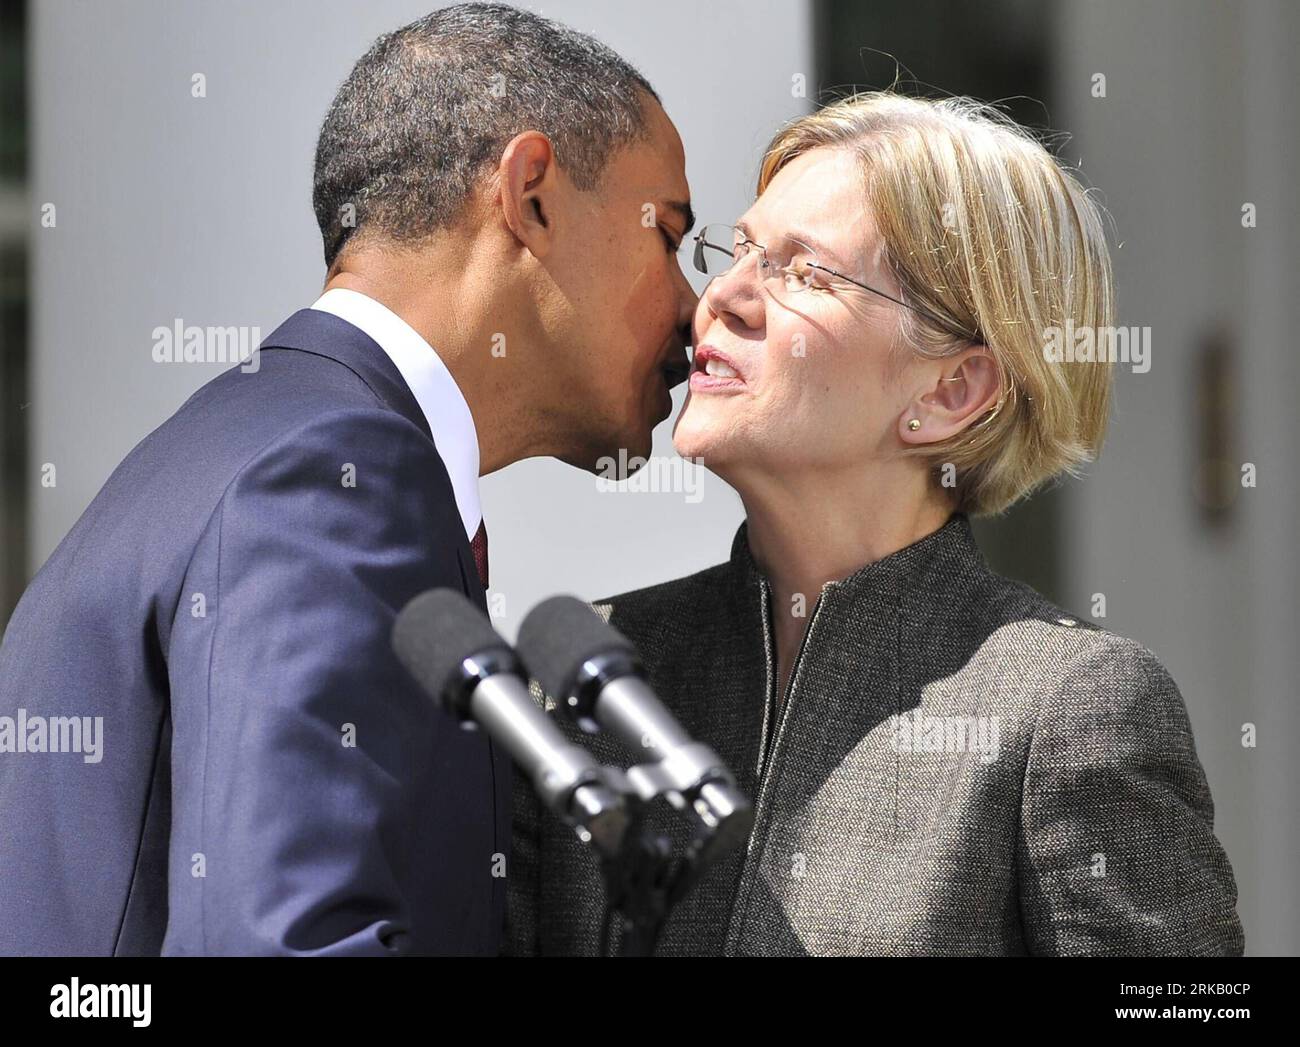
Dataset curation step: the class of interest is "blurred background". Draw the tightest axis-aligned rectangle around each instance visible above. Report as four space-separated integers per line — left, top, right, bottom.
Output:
1 0 1295 954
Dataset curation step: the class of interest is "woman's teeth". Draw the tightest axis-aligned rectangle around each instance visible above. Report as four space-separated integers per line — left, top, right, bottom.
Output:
704 358 739 379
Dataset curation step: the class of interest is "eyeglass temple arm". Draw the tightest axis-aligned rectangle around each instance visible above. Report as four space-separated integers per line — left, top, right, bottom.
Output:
808 262 981 342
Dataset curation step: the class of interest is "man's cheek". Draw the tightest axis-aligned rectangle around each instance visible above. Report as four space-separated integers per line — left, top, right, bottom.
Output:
692 297 711 342
620 260 676 356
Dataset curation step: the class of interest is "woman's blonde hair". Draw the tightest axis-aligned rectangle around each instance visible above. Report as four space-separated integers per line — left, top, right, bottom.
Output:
758 91 1115 516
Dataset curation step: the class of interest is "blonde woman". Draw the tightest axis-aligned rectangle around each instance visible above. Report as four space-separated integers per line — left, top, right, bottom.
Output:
506 92 1244 956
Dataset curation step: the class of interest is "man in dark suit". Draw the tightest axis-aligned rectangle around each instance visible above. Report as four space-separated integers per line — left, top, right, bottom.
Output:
0 4 695 955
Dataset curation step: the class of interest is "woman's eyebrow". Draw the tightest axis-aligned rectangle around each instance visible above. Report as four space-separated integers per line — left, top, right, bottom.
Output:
738 219 853 271
784 227 850 269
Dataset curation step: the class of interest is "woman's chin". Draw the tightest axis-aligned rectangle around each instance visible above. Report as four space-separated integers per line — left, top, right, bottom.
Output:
671 409 705 458
672 418 728 467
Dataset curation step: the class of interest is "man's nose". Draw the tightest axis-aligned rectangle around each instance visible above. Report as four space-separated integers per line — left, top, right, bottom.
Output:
676 265 700 347
654 264 697 390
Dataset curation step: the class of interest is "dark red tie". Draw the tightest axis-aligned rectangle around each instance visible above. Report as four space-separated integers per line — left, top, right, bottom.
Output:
469 519 489 589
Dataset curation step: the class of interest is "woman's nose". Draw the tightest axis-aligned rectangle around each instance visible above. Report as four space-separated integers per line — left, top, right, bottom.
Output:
702 252 766 331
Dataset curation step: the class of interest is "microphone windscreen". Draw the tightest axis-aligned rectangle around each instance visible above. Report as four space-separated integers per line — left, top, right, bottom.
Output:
516 595 637 702
392 587 505 702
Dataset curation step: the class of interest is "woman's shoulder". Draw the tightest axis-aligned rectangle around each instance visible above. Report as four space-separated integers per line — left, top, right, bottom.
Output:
969 569 1187 724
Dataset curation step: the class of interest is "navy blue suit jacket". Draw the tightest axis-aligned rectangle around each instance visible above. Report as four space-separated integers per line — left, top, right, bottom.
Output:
0 309 511 955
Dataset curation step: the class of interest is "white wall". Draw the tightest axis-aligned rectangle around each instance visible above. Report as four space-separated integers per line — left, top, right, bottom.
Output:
30 0 813 633
1053 0 1299 955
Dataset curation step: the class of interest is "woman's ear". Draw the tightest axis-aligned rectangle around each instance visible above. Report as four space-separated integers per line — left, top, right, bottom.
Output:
899 346 1002 444
497 130 559 257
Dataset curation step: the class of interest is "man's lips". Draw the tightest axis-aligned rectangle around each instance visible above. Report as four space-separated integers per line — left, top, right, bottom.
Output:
651 347 689 423
659 347 691 390
689 345 746 392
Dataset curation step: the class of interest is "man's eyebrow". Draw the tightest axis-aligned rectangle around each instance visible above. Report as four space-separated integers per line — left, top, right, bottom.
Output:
664 200 695 237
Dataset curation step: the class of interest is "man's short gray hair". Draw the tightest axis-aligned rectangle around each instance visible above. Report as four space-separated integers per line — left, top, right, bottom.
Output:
313 3 660 267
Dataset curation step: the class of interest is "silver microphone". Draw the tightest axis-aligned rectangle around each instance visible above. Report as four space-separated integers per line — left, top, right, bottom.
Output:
392 588 628 856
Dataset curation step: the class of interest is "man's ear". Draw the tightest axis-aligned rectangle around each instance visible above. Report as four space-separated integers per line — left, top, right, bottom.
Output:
498 130 559 258
898 346 1002 444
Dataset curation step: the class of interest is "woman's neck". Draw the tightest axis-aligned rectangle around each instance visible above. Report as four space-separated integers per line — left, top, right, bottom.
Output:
738 464 954 602
732 461 954 701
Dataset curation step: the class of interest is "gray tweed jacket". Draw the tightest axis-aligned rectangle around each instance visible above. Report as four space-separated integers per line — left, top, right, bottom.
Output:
504 512 1244 956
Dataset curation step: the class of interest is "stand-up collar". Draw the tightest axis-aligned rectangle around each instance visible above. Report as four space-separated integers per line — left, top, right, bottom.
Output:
728 511 985 607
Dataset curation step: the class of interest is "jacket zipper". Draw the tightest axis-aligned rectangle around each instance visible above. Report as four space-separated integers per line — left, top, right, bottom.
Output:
724 579 827 953
754 579 777 782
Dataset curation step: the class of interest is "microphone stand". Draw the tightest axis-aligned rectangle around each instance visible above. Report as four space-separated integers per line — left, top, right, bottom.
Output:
593 774 750 957
596 800 675 956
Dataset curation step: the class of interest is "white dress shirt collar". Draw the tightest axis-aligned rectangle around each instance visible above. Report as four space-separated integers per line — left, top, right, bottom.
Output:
310 287 482 541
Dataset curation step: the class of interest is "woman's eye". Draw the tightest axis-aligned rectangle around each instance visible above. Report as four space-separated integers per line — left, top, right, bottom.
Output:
801 265 834 292
782 263 828 292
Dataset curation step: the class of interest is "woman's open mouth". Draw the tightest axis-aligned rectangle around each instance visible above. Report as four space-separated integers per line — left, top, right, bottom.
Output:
689 345 747 393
